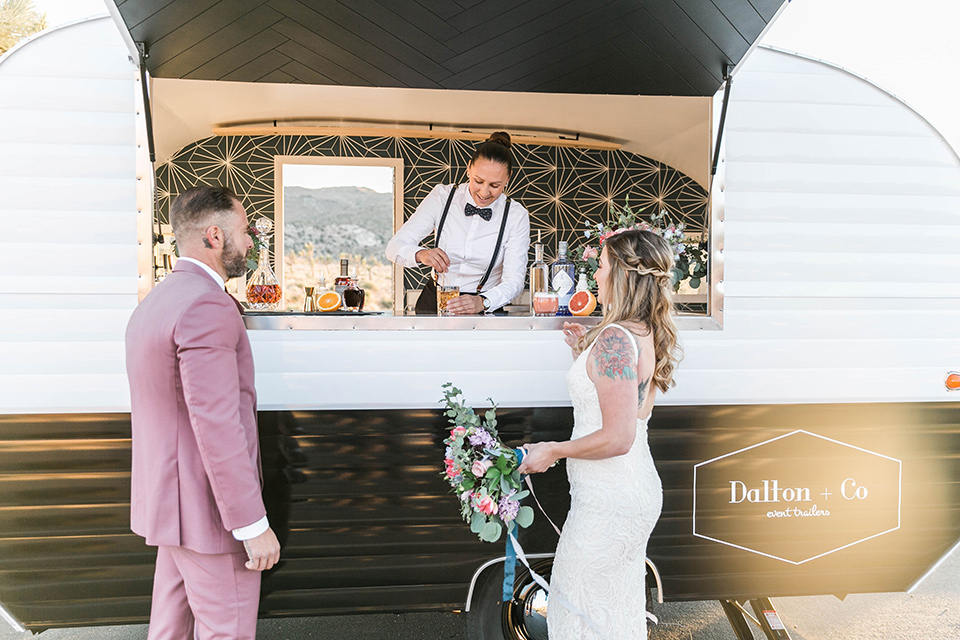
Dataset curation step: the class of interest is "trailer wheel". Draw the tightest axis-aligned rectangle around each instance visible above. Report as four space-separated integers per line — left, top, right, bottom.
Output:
466 558 553 640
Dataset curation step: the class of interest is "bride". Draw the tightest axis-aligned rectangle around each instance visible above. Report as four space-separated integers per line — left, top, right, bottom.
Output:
517 229 682 639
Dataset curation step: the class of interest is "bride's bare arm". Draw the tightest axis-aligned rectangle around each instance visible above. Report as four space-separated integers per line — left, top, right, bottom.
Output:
519 326 645 474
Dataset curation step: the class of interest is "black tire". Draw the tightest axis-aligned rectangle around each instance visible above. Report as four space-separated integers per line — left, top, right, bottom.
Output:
466 558 553 640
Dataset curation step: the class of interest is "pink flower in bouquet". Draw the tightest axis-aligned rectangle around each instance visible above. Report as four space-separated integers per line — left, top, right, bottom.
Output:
472 492 498 515
450 426 467 438
582 246 598 260
444 458 457 476
471 458 494 477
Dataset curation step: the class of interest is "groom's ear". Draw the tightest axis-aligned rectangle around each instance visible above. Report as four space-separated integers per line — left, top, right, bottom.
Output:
201 224 224 250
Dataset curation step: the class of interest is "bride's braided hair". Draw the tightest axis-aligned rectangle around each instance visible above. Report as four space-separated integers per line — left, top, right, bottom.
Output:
577 229 682 392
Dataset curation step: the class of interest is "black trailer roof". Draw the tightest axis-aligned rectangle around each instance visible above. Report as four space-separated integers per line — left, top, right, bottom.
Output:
108 0 786 96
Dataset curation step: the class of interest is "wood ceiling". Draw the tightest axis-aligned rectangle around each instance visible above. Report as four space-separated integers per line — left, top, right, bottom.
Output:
111 0 786 97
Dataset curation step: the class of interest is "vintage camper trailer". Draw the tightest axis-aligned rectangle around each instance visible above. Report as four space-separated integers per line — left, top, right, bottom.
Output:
2 4 959 640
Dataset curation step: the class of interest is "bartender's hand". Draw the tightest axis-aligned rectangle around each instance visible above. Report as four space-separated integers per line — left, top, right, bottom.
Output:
445 294 485 315
416 248 450 273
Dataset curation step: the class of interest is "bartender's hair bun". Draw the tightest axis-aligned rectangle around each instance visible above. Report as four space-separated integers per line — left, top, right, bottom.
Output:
470 130 514 176
487 131 512 149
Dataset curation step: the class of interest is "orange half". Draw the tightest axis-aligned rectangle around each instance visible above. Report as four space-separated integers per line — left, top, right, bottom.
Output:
316 291 342 312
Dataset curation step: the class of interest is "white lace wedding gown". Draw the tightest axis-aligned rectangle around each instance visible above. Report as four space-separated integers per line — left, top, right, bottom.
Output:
547 324 663 640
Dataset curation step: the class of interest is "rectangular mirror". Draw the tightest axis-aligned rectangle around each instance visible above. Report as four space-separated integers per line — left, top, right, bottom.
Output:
274 157 404 313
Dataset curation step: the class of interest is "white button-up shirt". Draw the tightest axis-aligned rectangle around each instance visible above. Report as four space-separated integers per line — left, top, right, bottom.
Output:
386 183 531 310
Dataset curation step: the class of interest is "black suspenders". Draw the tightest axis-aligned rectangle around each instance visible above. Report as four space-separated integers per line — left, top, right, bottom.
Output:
435 184 511 294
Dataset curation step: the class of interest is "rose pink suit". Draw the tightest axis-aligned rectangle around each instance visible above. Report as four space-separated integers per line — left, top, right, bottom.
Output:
125 260 267 639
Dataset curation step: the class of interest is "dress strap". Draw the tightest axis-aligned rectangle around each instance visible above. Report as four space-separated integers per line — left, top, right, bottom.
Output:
603 322 639 361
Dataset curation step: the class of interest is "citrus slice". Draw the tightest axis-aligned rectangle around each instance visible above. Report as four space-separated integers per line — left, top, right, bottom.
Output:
316 290 342 312
569 290 597 316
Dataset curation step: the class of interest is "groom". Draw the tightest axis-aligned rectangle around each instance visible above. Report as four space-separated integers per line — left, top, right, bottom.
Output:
125 186 281 639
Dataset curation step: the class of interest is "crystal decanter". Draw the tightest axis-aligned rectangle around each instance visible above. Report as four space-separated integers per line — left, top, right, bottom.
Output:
245 217 281 310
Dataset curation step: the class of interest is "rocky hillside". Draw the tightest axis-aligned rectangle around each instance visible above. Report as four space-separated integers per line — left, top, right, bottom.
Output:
282 186 393 262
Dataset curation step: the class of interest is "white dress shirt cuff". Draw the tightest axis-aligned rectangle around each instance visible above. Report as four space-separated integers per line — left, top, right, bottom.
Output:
232 515 269 541
400 245 427 267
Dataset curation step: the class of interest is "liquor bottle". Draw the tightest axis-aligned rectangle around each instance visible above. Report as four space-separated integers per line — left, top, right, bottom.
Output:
576 268 589 292
334 258 351 307
551 240 576 316
343 273 365 312
245 217 282 310
528 231 549 315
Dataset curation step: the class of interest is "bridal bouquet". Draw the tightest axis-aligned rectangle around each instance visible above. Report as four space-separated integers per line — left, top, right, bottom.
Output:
440 383 534 543
569 201 708 292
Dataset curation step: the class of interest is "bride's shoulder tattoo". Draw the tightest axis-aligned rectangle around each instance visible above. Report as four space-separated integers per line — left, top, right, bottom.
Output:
593 328 637 381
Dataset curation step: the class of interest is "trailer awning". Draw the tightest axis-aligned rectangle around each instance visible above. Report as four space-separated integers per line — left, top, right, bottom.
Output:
107 0 786 97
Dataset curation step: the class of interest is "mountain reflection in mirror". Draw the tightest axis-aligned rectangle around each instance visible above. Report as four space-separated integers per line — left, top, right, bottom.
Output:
278 160 402 312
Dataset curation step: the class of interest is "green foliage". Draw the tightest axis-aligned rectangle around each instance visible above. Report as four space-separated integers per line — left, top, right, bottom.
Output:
440 382 534 543
568 199 708 293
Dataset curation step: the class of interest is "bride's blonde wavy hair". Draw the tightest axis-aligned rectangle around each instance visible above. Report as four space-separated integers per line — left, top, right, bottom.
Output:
577 229 683 392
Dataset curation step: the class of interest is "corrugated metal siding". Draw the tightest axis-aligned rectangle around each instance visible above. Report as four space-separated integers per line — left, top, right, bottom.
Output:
0 18 139 414
665 46 960 406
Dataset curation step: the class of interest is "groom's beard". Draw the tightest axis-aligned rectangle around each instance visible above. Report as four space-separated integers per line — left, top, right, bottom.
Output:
223 235 248 279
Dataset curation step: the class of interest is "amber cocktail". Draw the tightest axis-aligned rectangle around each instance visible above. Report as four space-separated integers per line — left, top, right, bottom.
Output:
438 286 460 316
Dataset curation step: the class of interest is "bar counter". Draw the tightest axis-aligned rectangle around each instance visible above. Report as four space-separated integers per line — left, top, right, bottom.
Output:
243 311 715 331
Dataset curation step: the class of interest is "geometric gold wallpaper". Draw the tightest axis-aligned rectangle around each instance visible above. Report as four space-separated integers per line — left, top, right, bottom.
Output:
156 134 708 291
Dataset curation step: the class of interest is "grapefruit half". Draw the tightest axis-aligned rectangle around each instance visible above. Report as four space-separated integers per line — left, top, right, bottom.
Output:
569 290 597 316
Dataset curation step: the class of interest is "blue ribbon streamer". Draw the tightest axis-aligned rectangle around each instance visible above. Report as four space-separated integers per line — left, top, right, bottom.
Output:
503 522 517 601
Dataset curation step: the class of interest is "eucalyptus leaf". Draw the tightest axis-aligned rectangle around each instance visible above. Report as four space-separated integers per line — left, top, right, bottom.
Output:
471 513 486 534
514 490 529 500
515 506 534 528
480 521 502 542
690 277 701 289
500 476 512 494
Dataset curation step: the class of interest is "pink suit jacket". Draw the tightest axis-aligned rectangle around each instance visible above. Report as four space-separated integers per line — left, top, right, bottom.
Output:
125 260 266 555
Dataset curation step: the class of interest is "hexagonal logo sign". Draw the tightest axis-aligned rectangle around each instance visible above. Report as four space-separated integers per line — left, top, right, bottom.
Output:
693 430 901 564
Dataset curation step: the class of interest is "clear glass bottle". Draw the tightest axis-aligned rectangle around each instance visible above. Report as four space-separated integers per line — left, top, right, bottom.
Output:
576 268 589 292
245 217 281 310
528 231 549 315
551 240 576 316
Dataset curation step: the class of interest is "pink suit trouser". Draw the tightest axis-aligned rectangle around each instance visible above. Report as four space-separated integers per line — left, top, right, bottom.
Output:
147 545 261 640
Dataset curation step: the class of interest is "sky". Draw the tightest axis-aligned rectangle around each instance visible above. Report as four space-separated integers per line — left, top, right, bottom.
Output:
282 164 395 193
761 0 960 156
28 0 960 157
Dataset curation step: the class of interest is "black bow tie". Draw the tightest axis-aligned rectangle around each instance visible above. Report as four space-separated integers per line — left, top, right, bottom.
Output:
464 203 492 221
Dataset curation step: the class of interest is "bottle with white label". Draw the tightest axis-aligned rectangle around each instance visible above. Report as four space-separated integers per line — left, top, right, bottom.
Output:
576 268 589 293
550 240 576 316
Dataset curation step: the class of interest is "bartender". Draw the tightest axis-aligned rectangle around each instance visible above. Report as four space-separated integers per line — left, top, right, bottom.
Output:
386 131 531 315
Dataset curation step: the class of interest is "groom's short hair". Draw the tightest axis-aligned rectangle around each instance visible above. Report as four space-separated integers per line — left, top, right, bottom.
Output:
171 185 240 241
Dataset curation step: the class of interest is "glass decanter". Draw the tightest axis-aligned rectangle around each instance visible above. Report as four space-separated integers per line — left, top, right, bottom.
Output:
245 217 282 310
